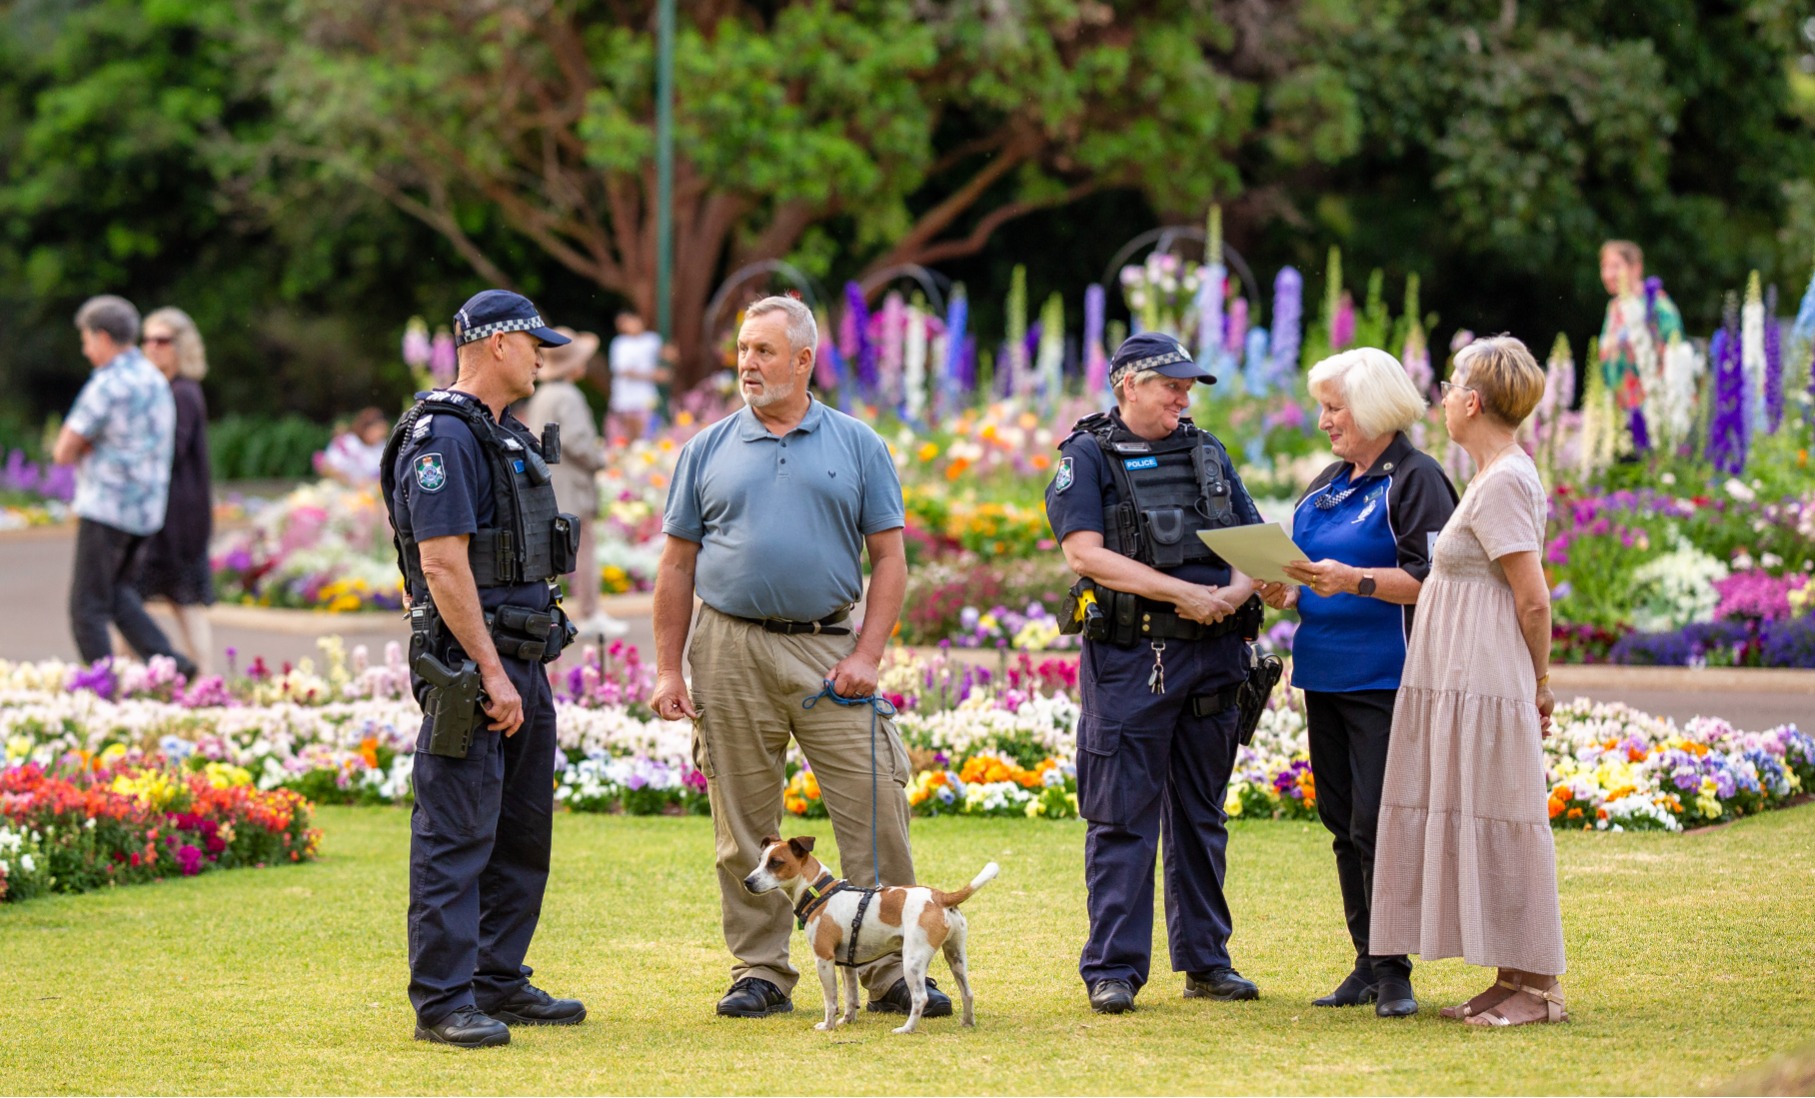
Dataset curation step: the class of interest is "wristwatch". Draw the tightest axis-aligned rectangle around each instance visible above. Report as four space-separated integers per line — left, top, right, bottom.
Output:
1357 571 1377 597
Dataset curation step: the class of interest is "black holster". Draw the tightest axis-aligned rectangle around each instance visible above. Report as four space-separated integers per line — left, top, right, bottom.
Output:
413 650 484 758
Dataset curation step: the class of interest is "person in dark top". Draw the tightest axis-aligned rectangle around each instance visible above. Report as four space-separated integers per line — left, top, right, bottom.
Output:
382 289 587 1049
1044 332 1266 1016
1256 347 1458 1019
136 307 215 673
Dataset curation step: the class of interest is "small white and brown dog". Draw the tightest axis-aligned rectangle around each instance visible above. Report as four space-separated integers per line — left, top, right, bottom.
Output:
743 835 998 1034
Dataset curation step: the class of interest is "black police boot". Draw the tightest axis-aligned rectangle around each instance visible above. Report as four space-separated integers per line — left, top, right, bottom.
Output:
867 977 953 1017
1313 959 1378 1007
715 977 793 1018
1184 967 1260 1001
1371 956 1418 1017
481 983 587 1026
1088 978 1136 1014
414 1006 510 1048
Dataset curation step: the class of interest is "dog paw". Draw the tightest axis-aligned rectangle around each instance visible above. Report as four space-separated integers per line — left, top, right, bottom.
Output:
814 1021 835 1032
891 1023 918 1035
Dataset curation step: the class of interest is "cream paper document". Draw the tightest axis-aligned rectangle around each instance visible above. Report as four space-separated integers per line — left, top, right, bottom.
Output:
1195 523 1309 583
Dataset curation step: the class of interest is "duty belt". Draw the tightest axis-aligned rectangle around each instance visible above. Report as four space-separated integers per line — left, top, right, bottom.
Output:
729 608 852 636
1132 601 1245 642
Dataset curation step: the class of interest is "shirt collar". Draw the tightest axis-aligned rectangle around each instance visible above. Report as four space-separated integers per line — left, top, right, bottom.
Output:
736 394 824 441
100 347 146 372
1357 431 1415 479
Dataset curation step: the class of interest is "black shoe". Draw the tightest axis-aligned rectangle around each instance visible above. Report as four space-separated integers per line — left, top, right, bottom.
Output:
1374 974 1419 1017
867 977 953 1017
1312 967 1378 1008
414 1006 510 1048
716 977 793 1018
482 983 587 1026
1184 967 1260 1001
1088 978 1136 1014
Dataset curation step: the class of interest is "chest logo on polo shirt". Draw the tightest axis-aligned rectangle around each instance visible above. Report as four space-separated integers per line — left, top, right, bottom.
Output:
414 452 448 492
1351 487 1383 524
1054 455 1074 493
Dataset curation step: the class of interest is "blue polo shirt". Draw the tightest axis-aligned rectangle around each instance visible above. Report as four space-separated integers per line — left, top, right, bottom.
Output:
1290 432 1457 693
664 397 904 622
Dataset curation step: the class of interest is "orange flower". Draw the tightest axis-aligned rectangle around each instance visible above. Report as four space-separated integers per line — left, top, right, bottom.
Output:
1566 807 1583 819
359 736 379 770
1031 453 1051 471
1548 796 1566 819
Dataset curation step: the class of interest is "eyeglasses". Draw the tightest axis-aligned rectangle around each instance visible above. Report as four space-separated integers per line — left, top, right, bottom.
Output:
1438 380 1474 399
143 336 175 346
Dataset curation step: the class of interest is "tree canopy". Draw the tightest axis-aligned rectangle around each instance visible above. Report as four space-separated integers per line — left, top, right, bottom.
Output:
1 0 1811 419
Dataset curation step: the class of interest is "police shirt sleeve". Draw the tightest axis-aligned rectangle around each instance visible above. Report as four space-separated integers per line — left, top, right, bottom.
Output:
403 421 483 542
1388 456 1460 582
661 435 705 542
856 432 906 535
1044 437 1107 541
1220 452 1265 527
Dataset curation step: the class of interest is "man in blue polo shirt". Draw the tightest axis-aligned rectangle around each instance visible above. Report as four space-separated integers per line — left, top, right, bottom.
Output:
650 295 947 1021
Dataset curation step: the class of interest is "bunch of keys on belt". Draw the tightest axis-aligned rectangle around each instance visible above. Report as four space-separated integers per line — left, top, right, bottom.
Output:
1148 640 1166 694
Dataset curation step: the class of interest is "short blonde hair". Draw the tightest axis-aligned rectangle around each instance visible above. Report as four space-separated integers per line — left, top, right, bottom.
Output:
144 307 208 380
1453 335 1544 427
1112 368 1167 407
1306 348 1425 440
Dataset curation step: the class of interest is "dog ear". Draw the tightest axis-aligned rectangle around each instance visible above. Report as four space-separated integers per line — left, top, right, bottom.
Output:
759 835 782 849
788 836 816 854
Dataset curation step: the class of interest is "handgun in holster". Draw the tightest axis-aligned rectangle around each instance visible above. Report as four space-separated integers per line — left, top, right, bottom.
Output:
413 649 485 758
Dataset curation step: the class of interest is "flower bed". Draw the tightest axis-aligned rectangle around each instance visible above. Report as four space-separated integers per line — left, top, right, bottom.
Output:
0 759 321 903
2 646 1806 835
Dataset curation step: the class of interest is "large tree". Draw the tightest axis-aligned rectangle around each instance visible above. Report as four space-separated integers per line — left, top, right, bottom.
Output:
232 0 1345 382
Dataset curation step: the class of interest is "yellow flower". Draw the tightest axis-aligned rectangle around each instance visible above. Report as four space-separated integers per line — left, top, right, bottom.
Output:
1224 787 1244 816
1024 799 1045 817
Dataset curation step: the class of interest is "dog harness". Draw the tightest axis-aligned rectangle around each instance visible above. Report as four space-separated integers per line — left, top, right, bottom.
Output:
793 871 880 968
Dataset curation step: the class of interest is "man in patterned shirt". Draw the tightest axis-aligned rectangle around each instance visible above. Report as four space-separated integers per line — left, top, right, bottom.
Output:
52 295 195 677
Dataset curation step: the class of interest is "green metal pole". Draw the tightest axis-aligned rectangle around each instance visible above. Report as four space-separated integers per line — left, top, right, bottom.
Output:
655 0 675 341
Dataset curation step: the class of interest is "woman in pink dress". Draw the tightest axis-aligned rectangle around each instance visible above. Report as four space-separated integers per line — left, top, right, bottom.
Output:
1369 335 1568 1027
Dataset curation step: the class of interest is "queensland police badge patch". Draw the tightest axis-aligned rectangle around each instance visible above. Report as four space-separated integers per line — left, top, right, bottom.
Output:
1054 455 1074 493
414 452 448 492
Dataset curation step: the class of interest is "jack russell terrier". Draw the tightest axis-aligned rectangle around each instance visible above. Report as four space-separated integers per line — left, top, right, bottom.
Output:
743 835 998 1033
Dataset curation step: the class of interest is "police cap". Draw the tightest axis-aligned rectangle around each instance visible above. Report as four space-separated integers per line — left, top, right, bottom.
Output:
1108 332 1215 387
452 290 572 348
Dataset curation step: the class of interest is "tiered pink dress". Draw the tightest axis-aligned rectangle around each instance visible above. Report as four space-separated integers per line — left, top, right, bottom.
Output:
1369 451 1566 975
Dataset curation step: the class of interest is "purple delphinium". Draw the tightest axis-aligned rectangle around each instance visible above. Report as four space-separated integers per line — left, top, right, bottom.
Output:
943 292 969 411
1084 284 1108 394
1707 301 1748 474
1271 267 1302 375
1764 285 1784 433
842 282 874 394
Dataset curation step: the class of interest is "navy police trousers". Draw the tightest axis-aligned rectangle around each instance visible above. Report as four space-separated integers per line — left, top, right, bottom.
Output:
1076 632 1245 990
407 658 557 1026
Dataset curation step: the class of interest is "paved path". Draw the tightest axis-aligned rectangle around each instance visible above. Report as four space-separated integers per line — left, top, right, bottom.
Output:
2 524 1808 730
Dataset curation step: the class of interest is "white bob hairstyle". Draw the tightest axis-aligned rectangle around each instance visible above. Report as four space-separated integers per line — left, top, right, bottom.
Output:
1306 348 1427 441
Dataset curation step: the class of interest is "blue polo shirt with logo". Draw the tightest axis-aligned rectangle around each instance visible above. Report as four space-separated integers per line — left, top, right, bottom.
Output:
1290 432 1458 694
663 397 905 622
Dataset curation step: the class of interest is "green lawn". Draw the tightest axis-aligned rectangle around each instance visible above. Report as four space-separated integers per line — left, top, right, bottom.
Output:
3 805 1813 1096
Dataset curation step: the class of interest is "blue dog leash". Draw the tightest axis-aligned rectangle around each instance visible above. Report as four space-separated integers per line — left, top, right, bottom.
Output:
802 682 897 888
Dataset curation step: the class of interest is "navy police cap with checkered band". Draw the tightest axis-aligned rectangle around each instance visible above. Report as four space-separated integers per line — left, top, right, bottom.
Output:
1108 332 1215 386
452 289 572 348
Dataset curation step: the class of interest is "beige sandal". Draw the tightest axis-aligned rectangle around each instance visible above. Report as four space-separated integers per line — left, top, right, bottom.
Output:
1439 976 1521 1020
1466 981 1568 1026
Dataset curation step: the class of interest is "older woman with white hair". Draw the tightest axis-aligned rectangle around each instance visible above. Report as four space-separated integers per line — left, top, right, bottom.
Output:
1256 347 1458 1018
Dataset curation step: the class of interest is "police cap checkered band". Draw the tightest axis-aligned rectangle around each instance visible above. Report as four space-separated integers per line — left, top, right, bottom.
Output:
455 315 553 346
1108 331 1214 385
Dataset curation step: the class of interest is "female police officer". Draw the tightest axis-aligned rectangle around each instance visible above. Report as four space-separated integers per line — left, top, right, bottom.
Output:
1045 332 1265 1015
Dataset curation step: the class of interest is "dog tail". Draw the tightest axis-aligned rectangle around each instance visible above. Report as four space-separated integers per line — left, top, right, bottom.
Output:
934 862 999 908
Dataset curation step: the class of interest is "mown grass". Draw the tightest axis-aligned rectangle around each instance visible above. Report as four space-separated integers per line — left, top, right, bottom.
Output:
2 804 1812 1095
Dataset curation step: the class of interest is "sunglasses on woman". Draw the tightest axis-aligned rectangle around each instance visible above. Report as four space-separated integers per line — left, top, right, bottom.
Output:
143 336 175 346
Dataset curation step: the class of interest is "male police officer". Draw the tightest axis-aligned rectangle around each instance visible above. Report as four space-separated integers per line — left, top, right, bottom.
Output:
382 290 586 1048
1045 332 1266 1015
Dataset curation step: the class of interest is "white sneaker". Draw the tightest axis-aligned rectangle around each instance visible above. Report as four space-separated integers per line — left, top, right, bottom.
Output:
577 613 631 639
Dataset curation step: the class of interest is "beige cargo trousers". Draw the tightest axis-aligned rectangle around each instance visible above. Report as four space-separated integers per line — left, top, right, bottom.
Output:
688 604 916 995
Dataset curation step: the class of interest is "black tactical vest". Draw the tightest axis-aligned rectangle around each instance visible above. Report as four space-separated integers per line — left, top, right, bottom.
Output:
380 391 577 593
1068 411 1239 569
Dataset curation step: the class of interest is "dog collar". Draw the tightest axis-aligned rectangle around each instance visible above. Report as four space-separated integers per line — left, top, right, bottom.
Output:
794 871 844 929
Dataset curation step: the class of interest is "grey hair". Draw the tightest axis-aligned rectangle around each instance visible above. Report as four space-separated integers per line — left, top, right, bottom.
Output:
75 295 140 346
144 307 208 380
743 295 818 359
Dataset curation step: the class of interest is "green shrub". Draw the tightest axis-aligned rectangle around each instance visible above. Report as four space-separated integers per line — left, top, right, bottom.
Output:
210 414 332 480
